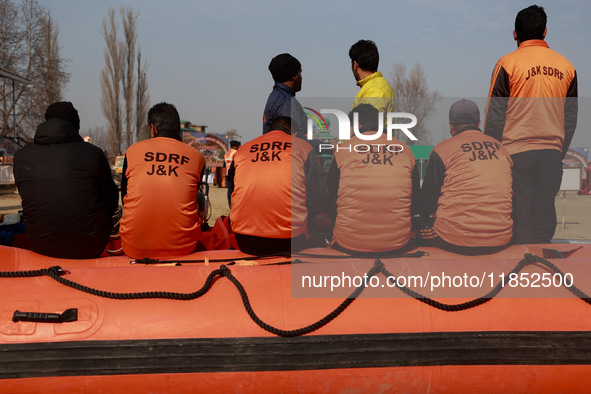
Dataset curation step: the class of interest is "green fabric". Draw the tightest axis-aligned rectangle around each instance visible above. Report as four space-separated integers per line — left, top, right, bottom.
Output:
409 145 434 160
409 145 434 180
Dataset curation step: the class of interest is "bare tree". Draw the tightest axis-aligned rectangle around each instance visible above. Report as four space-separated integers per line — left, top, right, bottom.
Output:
101 8 124 155
389 63 440 144
21 8 70 133
83 126 110 155
0 0 69 138
135 49 149 142
100 6 149 154
121 6 137 148
0 0 24 136
224 129 241 142
38 13 66 104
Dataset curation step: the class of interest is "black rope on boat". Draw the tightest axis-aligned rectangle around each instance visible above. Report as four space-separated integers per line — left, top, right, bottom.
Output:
523 253 591 305
0 266 69 278
1 254 590 337
0 265 225 301
374 258 526 311
266 259 306 266
374 253 591 311
130 250 428 265
46 266 226 300
292 250 429 259
131 252 290 265
219 263 383 337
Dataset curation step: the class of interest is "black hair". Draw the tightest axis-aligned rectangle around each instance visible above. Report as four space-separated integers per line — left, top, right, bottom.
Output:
349 103 380 130
348 40 379 72
148 102 181 134
515 5 547 42
270 117 293 132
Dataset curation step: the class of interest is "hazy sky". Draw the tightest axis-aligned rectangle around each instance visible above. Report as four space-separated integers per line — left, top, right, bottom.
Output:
38 0 590 147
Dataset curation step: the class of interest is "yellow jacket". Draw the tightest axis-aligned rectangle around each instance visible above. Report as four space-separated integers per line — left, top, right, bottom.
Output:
353 72 395 113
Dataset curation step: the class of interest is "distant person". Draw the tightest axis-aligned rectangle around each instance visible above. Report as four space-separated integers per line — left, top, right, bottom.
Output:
326 104 419 254
421 99 513 255
13 101 118 259
263 53 308 135
349 39 394 114
119 102 205 259
224 140 240 208
229 116 326 255
484 5 577 244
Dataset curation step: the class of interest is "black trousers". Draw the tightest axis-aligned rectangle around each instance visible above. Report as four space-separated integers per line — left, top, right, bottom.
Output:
234 233 308 255
421 234 509 256
332 239 416 257
511 149 563 244
225 176 234 208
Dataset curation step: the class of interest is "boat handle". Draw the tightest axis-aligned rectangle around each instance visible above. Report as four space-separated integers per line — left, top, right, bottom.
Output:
12 308 78 323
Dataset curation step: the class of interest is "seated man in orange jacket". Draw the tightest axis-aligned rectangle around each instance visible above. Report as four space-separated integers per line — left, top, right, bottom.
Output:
229 116 326 255
326 103 419 255
120 102 205 259
420 99 513 255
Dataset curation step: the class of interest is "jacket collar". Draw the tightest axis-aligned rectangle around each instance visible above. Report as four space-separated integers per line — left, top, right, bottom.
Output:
268 126 291 135
357 71 383 87
453 126 482 137
273 82 295 96
518 39 549 50
153 129 183 141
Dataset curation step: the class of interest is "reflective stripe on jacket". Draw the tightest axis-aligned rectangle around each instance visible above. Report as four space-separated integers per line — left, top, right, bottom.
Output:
225 149 237 171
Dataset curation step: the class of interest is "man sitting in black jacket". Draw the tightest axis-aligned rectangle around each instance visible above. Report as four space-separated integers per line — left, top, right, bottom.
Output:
13 102 119 259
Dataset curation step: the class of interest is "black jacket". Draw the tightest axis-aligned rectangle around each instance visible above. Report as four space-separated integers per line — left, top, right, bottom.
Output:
13 118 119 258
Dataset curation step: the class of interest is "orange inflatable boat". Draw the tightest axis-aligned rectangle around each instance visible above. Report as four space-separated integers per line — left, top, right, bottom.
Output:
0 243 591 393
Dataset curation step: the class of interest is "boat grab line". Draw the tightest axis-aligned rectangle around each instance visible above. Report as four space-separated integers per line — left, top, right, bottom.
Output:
0 253 588 337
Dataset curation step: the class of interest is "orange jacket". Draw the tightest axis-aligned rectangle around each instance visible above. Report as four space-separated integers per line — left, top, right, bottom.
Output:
421 128 513 247
224 148 237 171
120 132 205 259
326 133 418 252
484 40 577 156
229 129 325 239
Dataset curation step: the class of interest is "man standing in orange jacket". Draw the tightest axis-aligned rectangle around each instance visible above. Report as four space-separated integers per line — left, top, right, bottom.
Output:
484 5 577 244
224 140 240 208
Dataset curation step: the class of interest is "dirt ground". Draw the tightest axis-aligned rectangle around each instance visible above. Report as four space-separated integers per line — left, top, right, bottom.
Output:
1 185 590 240
0 183 231 224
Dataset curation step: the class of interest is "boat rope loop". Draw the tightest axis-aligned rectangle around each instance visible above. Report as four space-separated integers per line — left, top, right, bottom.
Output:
219 262 384 337
374 255 524 311
522 253 591 306
0 253 589 337
0 265 226 301
375 253 591 311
